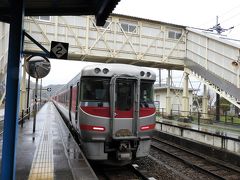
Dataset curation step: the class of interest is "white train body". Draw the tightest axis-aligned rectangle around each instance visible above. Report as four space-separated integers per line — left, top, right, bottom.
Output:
53 63 156 164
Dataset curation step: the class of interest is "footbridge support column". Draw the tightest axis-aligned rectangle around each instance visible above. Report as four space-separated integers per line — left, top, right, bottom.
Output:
166 69 171 116
202 85 209 119
216 93 220 122
182 69 189 117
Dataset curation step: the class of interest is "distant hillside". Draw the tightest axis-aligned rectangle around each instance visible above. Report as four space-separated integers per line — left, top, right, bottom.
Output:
41 84 64 99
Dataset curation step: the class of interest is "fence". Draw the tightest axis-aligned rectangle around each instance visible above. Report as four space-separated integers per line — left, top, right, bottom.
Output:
156 108 240 125
18 101 46 127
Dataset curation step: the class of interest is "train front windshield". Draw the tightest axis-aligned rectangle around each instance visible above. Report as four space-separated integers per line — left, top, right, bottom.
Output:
80 78 110 102
80 77 154 106
140 81 154 106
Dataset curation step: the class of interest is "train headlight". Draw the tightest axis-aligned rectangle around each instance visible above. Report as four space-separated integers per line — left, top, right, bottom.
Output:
103 68 109 74
94 68 101 74
146 72 151 77
140 71 145 76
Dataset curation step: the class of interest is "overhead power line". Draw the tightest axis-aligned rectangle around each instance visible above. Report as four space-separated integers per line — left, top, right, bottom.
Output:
198 3 240 27
221 12 240 24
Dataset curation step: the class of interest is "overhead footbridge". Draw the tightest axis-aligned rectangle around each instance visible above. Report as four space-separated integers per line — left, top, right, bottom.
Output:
23 14 186 69
1 14 240 110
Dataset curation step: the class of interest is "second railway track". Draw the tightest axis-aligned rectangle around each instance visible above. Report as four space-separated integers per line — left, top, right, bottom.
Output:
151 136 240 180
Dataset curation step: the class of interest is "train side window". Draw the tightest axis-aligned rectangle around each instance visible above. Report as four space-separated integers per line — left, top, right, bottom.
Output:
65 92 68 106
75 82 80 121
69 86 73 111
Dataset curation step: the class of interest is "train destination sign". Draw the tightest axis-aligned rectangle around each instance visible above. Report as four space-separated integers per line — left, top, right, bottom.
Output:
50 41 69 59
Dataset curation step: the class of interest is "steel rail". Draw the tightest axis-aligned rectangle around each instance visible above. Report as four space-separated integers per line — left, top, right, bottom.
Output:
152 136 240 173
151 137 240 180
129 164 151 180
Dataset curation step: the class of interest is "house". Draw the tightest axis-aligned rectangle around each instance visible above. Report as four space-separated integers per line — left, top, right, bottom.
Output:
154 84 193 115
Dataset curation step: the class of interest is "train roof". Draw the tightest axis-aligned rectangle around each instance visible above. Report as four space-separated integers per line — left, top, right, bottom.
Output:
54 63 156 94
81 63 156 81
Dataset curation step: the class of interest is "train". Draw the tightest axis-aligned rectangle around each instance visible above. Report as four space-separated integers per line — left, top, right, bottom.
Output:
52 63 156 165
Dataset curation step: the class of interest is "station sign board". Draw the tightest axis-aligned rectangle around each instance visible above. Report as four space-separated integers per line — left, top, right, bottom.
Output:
50 41 69 59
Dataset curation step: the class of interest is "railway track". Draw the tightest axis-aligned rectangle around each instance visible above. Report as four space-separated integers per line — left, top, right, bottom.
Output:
92 164 154 180
151 136 240 180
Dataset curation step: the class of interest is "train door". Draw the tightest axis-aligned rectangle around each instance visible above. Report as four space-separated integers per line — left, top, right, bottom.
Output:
110 76 140 139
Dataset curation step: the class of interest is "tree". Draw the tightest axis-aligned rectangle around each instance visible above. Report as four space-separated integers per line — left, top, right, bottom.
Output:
220 97 231 113
208 90 215 110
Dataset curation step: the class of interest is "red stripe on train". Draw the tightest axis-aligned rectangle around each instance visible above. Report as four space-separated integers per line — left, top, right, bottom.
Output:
139 107 156 117
80 106 155 118
80 106 110 117
115 109 133 118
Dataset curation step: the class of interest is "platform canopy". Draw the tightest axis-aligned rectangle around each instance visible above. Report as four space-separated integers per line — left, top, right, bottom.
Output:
0 0 120 25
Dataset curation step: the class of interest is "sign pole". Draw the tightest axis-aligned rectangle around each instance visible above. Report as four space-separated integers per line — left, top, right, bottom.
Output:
24 56 51 133
40 78 42 106
33 77 38 133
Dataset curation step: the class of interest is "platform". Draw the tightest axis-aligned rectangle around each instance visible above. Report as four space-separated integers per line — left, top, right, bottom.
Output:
156 117 240 155
157 117 240 139
1 102 97 180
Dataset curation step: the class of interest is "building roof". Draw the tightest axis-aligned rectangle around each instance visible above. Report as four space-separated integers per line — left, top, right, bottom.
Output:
0 0 121 25
112 13 186 29
154 84 193 91
187 27 240 49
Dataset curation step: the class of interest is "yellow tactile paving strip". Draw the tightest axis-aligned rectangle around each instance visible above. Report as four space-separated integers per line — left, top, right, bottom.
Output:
28 120 54 180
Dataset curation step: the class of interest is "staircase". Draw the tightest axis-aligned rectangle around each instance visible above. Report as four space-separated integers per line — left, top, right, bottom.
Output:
185 28 240 108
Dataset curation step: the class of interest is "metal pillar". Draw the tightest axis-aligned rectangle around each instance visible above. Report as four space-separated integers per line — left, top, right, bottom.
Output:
40 78 42 105
20 57 27 112
166 69 171 116
1 0 24 179
182 70 189 117
26 72 31 116
202 85 209 119
33 78 38 133
216 93 220 122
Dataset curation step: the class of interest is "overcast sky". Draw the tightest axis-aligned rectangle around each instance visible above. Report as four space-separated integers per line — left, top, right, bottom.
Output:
114 0 240 37
41 0 240 87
